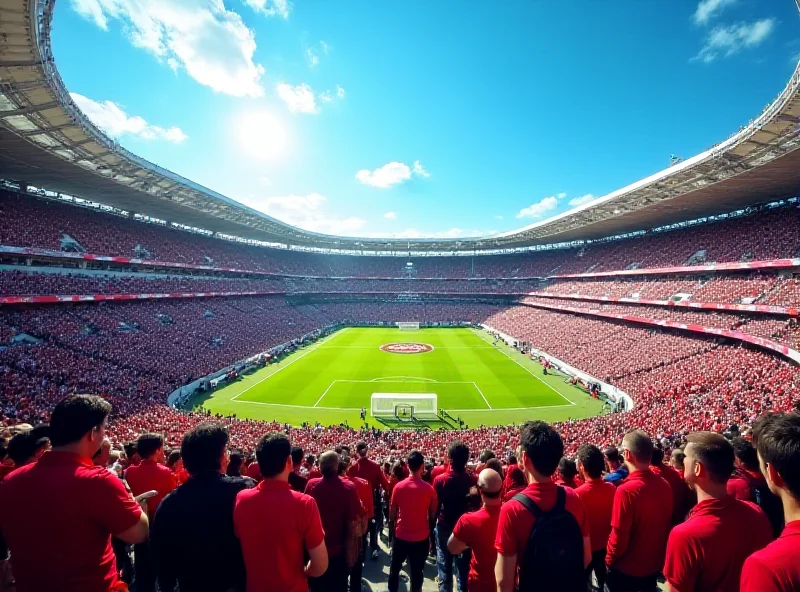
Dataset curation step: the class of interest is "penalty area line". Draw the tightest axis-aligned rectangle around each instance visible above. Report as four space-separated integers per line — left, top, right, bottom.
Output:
472 382 493 410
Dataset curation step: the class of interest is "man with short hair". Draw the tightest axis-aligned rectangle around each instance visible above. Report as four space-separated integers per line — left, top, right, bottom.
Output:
670 449 686 478
305 451 363 592
651 447 689 525
150 423 251 592
447 468 503 592
740 412 800 591
728 436 784 537
6 427 50 468
433 439 477 592
126 432 178 592
495 421 591 592
663 432 772 591
575 444 616 591
389 450 438 592
289 446 309 492
347 441 389 559
0 395 149 591
606 430 673 592
234 432 328 591
603 447 628 486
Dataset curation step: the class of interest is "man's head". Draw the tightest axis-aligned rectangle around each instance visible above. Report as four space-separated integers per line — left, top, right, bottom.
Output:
291 446 304 468
684 432 735 491
319 450 340 478
479 449 496 464
181 423 229 476
752 412 800 501
256 432 292 479
136 433 165 462
603 447 621 470
407 450 424 475
577 444 605 480
732 437 759 472
167 449 182 470
448 440 470 472
485 457 503 476
670 449 686 470
621 430 654 471
558 457 577 481
356 441 368 458
518 421 563 479
49 395 111 457
477 468 503 505
651 447 665 466
8 428 50 466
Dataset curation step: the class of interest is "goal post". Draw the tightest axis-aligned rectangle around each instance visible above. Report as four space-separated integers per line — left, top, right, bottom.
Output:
371 393 438 419
396 322 420 331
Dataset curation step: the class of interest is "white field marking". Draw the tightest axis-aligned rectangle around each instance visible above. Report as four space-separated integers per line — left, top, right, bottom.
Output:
230 332 342 403
471 329 575 406
448 402 574 412
313 380 339 407
232 399 360 411
321 346 495 349
472 382 493 410
370 376 438 383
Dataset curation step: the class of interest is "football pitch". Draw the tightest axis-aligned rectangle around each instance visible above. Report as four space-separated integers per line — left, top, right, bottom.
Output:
196 327 605 427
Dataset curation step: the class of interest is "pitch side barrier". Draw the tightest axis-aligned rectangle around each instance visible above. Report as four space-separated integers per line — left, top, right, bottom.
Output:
480 324 633 412
518 302 800 365
528 292 799 317
2 245 798 282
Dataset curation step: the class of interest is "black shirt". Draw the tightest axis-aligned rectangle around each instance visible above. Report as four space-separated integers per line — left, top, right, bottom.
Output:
433 470 478 531
151 471 251 592
289 470 308 493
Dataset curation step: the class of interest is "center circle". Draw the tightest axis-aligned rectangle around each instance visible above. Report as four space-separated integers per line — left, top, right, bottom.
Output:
379 342 434 354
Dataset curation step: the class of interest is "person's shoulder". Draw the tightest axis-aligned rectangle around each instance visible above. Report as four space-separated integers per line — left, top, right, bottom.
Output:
736 498 771 522
220 474 252 492
306 477 322 490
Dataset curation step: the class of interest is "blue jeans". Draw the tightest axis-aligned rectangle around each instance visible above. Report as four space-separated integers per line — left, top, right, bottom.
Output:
435 525 470 592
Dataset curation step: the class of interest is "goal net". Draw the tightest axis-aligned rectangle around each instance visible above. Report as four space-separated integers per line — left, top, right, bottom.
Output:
371 393 438 419
396 322 420 331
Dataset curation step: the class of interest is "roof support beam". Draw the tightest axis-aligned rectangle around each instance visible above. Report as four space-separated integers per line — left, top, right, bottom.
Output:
0 101 59 117
18 122 74 136
0 59 42 67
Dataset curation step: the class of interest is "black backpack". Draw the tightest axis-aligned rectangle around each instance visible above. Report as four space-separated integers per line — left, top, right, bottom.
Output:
751 482 785 539
513 487 587 592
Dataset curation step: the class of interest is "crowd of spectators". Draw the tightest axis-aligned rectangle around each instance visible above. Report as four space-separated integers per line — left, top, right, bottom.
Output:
3 190 800 279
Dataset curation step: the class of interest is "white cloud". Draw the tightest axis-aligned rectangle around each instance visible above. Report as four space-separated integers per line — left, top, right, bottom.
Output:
557 192 567 199
320 40 329 54
241 0 290 18
305 48 319 68
384 211 397 220
276 83 318 114
375 228 492 239
356 161 430 188
336 85 346 99
70 92 188 143
319 90 334 103
69 0 265 97
568 194 596 207
693 0 736 26
516 195 559 219
694 19 776 63
235 193 367 235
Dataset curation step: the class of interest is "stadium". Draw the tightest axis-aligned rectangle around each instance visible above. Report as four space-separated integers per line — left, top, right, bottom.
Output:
1 0 800 591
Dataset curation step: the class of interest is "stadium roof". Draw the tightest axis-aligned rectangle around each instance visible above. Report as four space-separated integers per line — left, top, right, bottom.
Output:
2 0 800 253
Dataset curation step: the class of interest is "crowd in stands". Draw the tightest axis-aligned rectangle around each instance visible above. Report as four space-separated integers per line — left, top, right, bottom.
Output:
2 396 800 592
3 190 800 279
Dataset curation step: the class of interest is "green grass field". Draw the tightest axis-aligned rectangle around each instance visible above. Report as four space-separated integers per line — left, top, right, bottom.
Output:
194 327 605 427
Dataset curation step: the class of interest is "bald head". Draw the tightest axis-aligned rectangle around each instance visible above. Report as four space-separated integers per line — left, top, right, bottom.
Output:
477 468 503 502
319 450 340 478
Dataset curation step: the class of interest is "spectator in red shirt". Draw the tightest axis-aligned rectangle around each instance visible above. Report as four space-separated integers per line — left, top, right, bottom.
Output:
0 395 148 592
343 457 372 592
234 432 327 592
448 468 503 592
603 447 628 486
433 439 477 592
651 447 689 525
6 428 50 469
575 444 616 592
664 432 772 591
125 432 178 592
502 466 527 503
556 457 580 489
606 429 673 592
728 437 784 538
495 421 591 592
741 412 800 592
347 441 389 559
289 446 309 492
304 451 363 592
670 449 686 479
503 454 519 490
389 449 438 592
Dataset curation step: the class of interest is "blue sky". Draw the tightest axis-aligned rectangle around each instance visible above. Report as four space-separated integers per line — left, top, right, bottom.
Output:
53 0 798 239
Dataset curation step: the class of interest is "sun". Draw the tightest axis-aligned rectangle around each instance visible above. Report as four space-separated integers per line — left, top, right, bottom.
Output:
235 110 289 161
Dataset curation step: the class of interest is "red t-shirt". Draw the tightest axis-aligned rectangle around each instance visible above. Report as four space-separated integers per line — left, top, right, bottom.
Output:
575 479 616 552
347 475 374 519
304 476 362 557
234 479 325 592
125 458 177 517
664 496 772 591
246 462 262 482
0 462 15 484
652 463 689 524
727 469 765 502
0 450 142 592
606 469 673 577
452 504 501 592
740 520 800 592
495 481 590 559
391 475 438 542
431 464 450 480
347 456 389 493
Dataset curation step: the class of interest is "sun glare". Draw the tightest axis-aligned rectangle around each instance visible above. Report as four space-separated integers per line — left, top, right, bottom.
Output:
235 110 289 161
